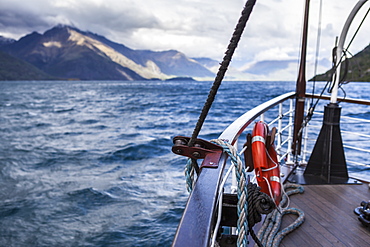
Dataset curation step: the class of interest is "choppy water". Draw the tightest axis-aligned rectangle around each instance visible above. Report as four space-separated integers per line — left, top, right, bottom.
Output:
0 80 369 246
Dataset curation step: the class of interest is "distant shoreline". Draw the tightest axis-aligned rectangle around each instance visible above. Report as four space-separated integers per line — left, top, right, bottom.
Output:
165 77 196 82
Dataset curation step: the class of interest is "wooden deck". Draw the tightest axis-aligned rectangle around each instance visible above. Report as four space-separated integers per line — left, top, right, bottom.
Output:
280 182 370 247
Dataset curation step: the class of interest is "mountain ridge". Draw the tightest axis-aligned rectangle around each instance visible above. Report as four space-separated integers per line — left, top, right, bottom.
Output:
0 50 56 80
0 25 214 81
0 25 369 81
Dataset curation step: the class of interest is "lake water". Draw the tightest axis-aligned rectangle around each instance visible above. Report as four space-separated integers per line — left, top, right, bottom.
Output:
0 80 369 246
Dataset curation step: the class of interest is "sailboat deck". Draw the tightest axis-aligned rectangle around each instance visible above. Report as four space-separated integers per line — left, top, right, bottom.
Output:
280 182 370 247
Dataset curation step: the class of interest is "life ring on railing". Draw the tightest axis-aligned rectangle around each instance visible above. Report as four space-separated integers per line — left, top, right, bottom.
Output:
251 121 282 206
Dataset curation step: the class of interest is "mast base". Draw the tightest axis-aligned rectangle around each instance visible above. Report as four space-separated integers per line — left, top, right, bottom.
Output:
289 103 360 185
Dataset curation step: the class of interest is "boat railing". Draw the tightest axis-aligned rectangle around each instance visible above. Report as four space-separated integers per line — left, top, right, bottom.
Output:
219 91 298 168
301 94 370 177
219 92 296 145
220 92 370 184
172 92 297 247
263 97 295 164
172 91 370 246
209 92 303 246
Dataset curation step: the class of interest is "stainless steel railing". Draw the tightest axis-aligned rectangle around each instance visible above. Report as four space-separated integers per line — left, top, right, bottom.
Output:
173 91 370 246
299 95 370 176
222 92 370 179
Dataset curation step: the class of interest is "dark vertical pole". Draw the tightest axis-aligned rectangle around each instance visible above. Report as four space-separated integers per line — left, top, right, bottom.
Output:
292 0 310 155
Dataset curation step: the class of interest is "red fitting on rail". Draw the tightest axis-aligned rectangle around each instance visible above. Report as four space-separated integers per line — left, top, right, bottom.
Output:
172 136 223 168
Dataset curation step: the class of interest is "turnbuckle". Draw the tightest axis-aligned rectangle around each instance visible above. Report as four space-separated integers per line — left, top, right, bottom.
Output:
172 136 223 168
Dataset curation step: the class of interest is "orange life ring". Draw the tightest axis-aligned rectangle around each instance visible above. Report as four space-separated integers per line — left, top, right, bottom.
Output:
251 121 282 206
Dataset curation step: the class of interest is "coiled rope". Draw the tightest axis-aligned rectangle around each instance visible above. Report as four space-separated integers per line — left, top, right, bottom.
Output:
247 182 275 247
185 139 296 247
256 184 305 247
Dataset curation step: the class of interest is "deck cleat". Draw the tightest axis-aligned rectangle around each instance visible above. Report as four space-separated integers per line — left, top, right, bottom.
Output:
355 201 370 227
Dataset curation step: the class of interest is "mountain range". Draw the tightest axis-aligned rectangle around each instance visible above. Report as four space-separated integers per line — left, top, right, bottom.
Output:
0 25 215 81
0 25 369 81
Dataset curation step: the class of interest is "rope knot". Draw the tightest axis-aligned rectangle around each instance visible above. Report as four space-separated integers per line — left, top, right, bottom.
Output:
247 182 275 228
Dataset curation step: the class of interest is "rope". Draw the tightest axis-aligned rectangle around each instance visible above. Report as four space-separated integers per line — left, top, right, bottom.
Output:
184 0 257 197
185 138 279 246
256 184 305 247
247 182 275 226
185 158 195 193
345 6 370 55
187 0 257 148
310 0 323 107
302 7 370 130
211 139 250 247
247 182 275 247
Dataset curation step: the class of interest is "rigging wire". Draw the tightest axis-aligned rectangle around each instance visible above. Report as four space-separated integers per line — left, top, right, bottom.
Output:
331 7 369 90
345 7 370 52
305 6 369 125
340 7 370 84
297 0 323 135
310 0 323 107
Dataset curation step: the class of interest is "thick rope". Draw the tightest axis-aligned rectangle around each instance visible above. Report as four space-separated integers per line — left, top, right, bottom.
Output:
247 183 275 225
211 139 249 247
185 138 279 246
188 0 257 148
185 0 257 195
247 182 275 247
185 158 194 193
184 148 278 246
256 184 305 247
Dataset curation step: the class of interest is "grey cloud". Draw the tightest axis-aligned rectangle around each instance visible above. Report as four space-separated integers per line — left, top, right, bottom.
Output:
0 9 52 38
60 4 161 30
0 0 162 39
0 10 46 28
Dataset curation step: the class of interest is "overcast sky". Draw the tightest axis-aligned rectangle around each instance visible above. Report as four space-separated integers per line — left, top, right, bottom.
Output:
0 0 369 79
